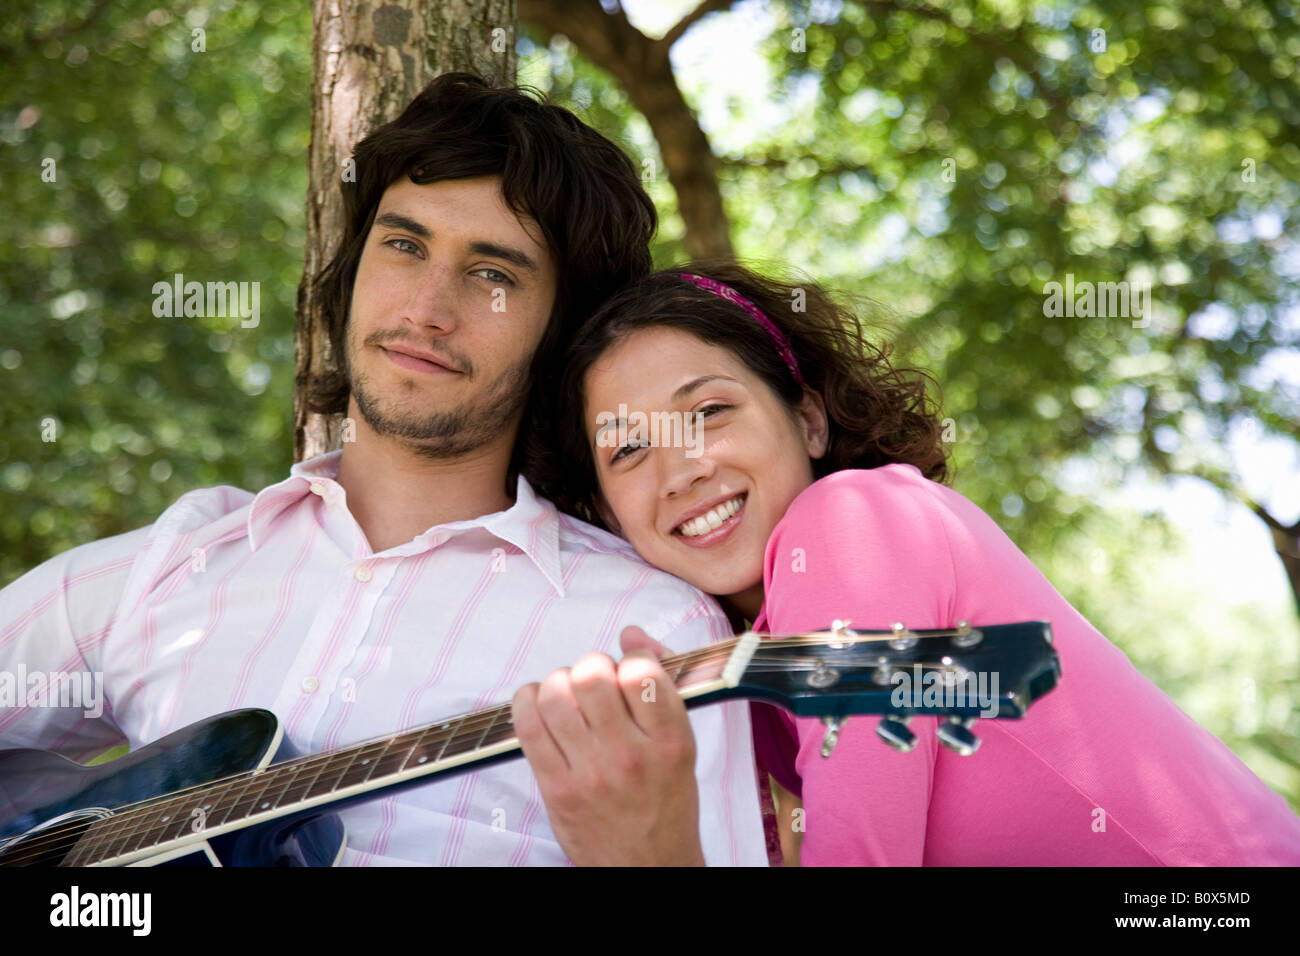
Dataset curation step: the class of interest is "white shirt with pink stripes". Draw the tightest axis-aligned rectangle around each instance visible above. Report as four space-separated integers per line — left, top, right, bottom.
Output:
0 449 767 865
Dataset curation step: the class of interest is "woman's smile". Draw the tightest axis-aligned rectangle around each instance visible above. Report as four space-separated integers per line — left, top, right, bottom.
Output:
670 491 748 548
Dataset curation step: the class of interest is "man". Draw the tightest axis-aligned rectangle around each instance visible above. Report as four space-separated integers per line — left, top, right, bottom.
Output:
0 73 767 865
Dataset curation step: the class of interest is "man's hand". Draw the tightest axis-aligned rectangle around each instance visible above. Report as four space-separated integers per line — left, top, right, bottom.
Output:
512 625 705 865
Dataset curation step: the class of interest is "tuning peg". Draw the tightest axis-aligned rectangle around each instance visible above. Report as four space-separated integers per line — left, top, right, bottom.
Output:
889 621 917 651
820 716 845 757
935 716 981 756
876 715 917 752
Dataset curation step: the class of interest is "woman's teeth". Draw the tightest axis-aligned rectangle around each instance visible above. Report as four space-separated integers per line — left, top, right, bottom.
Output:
676 495 745 537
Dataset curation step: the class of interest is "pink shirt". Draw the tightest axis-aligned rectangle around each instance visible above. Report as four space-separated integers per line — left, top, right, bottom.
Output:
751 464 1300 865
0 450 768 866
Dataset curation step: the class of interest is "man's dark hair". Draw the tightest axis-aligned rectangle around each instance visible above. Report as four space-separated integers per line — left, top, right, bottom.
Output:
305 72 657 484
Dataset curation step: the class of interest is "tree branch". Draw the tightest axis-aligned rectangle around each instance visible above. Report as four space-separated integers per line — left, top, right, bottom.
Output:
659 0 738 53
519 0 735 259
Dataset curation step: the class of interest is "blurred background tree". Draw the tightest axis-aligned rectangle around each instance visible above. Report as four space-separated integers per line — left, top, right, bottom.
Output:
2 0 1298 808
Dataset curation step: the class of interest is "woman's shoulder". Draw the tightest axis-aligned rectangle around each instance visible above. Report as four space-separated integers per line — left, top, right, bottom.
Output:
767 464 1011 579
760 465 965 634
778 464 946 531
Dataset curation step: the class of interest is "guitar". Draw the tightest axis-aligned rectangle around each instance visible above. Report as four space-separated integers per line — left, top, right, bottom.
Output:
0 619 1059 866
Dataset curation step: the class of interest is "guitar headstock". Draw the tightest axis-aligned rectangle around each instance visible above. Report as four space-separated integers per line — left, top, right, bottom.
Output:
733 620 1060 756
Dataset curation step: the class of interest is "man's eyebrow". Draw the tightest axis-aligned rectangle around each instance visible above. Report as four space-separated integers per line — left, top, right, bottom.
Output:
374 212 430 238
373 212 539 273
468 241 538 273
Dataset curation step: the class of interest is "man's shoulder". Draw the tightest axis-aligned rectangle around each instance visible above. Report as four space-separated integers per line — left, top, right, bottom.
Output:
551 510 720 604
2 481 258 594
152 482 258 537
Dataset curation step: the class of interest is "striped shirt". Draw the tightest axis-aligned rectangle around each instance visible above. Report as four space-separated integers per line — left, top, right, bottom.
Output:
0 450 767 865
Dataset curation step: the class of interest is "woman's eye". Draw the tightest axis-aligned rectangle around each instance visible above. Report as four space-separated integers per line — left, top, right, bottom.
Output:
698 403 731 417
611 441 647 464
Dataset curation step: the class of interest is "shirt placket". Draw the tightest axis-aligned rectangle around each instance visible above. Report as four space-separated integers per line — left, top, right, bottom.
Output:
269 479 399 750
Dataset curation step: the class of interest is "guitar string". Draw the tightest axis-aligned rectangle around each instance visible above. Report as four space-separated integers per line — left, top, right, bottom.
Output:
32 626 969 840
3 644 990 868
1 631 1003 866
3 639 742 866
0 627 996 865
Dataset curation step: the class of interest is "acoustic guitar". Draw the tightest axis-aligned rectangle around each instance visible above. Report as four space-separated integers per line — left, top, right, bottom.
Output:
0 620 1059 866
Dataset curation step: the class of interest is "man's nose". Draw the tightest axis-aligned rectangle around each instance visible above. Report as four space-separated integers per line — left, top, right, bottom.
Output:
403 260 459 332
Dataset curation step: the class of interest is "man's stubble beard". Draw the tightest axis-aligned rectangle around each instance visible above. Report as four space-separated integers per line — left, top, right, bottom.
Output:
345 330 535 462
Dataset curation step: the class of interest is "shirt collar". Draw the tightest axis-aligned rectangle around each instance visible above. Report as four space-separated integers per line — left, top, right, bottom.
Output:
247 449 566 596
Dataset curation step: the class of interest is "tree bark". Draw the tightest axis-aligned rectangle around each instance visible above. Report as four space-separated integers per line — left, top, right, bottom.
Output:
295 0 517 463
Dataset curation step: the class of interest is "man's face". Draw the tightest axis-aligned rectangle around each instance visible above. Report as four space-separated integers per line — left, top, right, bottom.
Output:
344 175 557 459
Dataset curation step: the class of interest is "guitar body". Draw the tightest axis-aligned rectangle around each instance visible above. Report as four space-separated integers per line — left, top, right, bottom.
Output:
0 709 345 866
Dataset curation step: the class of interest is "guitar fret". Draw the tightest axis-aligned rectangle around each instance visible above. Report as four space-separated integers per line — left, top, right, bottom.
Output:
65 817 110 866
277 762 319 808
255 763 309 816
440 715 484 762
478 708 517 750
328 743 367 791
116 803 170 859
208 776 251 830
435 717 465 762
336 741 388 790
366 735 416 782
401 725 441 772
475 710 500 750
151 796 205 850
229 771 281 821
99 812 140 864
302 755 347 802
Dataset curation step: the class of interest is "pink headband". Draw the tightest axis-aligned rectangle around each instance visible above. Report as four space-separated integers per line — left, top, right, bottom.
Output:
674 273 806 386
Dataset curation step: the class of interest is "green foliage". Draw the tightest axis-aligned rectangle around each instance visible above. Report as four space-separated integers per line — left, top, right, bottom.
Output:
0 0 309 586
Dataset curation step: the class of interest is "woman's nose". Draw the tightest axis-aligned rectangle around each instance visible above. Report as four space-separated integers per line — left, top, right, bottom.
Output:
659 443 715 499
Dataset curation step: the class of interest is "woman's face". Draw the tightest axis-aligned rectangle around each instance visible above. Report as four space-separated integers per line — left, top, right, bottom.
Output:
583 325 828 620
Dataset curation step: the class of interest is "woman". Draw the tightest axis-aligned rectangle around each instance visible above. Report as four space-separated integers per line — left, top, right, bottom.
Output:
524 260 1300 865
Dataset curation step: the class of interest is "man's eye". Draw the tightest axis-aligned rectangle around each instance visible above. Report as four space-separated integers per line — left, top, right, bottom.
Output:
475 268 514 285
385 238 420 255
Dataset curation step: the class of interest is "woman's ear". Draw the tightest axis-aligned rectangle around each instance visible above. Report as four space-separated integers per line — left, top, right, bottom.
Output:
796 389 830 460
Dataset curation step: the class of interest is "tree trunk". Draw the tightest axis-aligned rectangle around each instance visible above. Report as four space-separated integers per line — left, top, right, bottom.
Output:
295 0 517 463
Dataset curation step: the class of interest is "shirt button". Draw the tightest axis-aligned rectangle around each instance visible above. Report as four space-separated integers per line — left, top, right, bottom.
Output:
354 566 373 582
301 676 319 693
309 481 326 496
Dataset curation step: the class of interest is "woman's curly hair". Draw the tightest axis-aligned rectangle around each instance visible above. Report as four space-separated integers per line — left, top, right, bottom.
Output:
524 258 950 529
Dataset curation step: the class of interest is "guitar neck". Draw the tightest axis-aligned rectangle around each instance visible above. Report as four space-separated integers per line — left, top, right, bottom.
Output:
75 635 757 866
